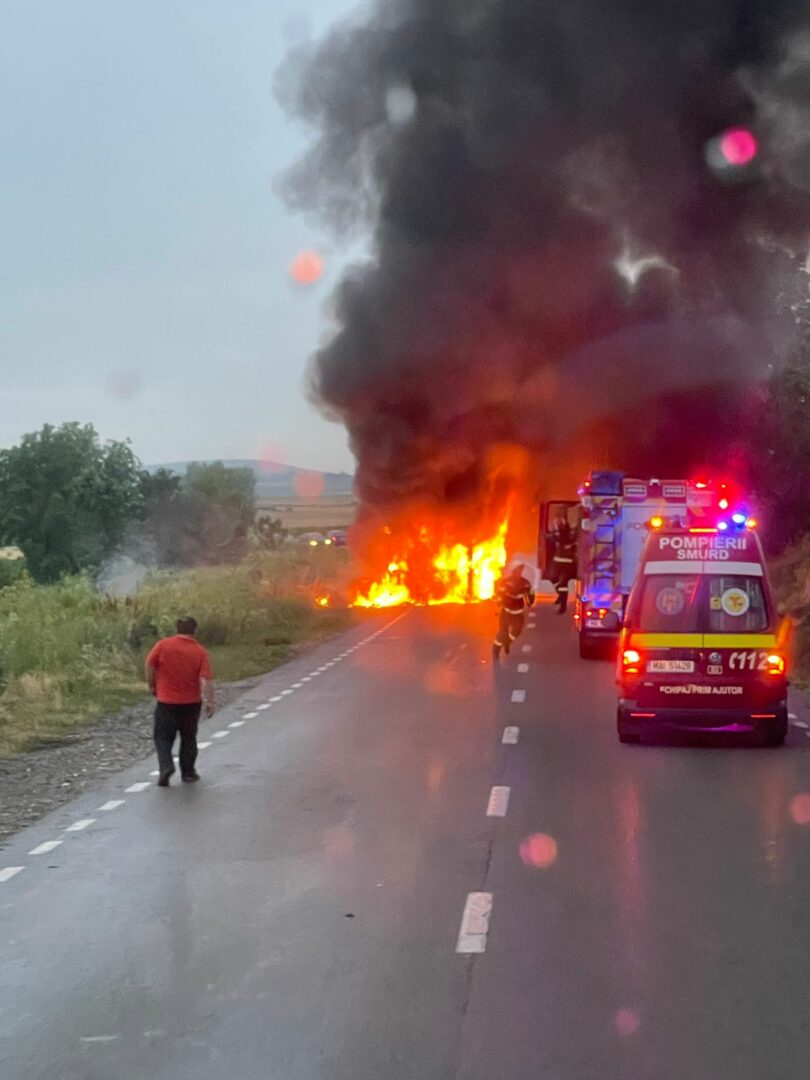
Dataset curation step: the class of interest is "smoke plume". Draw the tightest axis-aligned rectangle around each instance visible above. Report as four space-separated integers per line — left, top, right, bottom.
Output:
279 0 810 505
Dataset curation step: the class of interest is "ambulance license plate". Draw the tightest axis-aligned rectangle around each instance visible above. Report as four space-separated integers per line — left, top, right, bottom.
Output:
647 659 695 673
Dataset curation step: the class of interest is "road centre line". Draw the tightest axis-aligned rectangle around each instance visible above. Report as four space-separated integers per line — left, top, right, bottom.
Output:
0 867 24 883
243 712 258 719
65 819 95 832
517 663 529 673
125 782 151 793
29 840 62 856
511 689 526 704
270 695 284 701
197 741 212 749
502 726 520 744
281 689 294 696
456 892 494 954
98 800 125 812
522 644 532 653
229 720 245 728
292 683 303 688
257 704 271 711
213 731 229 739
487 786 511 817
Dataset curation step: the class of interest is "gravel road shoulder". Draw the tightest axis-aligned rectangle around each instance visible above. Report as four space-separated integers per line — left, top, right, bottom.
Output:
0 678 260 843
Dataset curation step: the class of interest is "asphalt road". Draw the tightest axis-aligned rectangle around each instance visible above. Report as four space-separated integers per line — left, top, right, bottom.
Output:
3 602 810 1080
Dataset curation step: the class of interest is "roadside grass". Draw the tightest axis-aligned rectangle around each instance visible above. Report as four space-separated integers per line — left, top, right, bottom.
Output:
0 548 353 756
771 537 810 687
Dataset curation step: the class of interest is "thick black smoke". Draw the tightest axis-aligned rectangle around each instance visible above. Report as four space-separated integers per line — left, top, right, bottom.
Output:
279 0 810 506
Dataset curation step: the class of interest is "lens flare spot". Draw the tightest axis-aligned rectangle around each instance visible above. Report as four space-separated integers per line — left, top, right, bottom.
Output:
293 471 325 498
614 1008 641 1037
259 443 286 473
720 128 758 166
520 833 558 869
106 371 141 400
789 794 810 825
289 250 324 286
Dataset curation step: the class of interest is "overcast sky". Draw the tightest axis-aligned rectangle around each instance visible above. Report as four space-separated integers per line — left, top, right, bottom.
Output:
0 0 360 472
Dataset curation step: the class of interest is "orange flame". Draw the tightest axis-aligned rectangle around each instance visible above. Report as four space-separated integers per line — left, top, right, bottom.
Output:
315 594 330 608
351 518 510 608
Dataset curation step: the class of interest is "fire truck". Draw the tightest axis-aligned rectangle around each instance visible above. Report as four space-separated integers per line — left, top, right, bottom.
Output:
540 471 741 659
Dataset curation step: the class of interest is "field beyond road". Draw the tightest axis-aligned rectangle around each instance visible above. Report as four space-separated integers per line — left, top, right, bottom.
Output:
0 547 352 757
256 495 356 532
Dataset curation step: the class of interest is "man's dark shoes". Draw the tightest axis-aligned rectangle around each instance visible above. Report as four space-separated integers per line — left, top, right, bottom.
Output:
157 768 175 787
182 772 200 782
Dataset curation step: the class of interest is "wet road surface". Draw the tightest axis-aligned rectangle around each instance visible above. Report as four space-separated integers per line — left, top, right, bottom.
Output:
2 602 810 1079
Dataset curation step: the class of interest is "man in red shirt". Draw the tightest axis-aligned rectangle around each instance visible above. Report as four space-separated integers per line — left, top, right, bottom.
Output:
145 617 215 786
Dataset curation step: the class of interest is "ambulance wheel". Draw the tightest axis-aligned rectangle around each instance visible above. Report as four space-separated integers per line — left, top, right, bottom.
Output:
764 712 788 747
617 708 640 744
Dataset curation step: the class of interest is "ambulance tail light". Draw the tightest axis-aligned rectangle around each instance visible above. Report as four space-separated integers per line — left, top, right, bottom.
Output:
622 649 642 675
765 653 786 677
585 607 609 619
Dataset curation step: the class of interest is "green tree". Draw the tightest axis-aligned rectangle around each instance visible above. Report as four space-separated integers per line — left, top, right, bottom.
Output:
0 423 142 582
751 358 810 551
183 462 256 563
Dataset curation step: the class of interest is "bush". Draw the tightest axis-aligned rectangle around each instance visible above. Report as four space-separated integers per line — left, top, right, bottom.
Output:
0 548 352 754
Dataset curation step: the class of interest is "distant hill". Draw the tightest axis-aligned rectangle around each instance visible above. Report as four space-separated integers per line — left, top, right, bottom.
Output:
150 460 354 499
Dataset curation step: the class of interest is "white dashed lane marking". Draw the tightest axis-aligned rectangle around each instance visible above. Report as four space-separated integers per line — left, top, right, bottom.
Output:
521 644 532 654
29 840 62 856
486 786 511 817
789 713 798 720
0 624 400 886
517 663 529 673
65 819 95 833
502 726 520 745
456 892 494 954
511 689 526 704
793 720 809 730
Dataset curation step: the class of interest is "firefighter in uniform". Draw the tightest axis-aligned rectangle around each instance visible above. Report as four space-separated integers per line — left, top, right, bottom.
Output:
551 518 578 614
493 564 535 658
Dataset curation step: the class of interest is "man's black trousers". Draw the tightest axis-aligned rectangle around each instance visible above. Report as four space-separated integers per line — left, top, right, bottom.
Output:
154 701 201 777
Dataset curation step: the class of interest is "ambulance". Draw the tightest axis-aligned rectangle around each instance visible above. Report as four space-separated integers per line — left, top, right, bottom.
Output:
616 520 789 745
